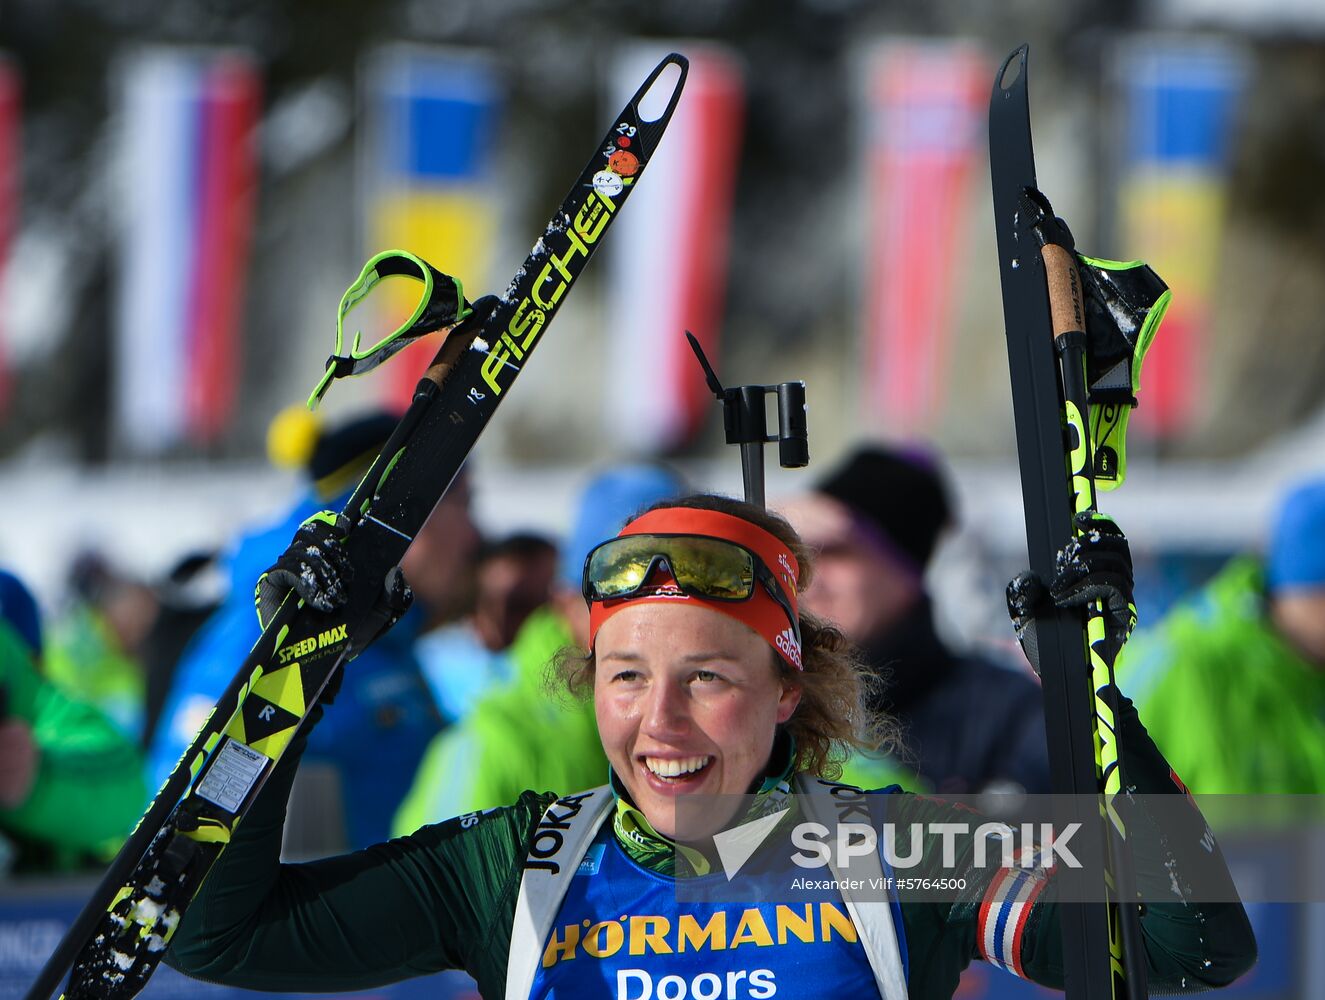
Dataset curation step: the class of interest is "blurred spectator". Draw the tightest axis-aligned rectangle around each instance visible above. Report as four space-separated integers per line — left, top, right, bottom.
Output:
1119 476 1325 793
780 444 1051 794
0 570 147 875
42 551 155 740
149 408 449 848
401 470 483 635
474 533 558 650
137 550 225 749
393 463 684 833
0 571 42 656
416 531 557 725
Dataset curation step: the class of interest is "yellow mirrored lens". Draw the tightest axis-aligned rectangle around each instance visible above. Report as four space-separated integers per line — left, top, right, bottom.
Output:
589 545 652 597
588 535 753 600
662 537 752 598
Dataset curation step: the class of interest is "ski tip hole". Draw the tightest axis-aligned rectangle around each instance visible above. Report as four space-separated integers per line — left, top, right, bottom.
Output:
999 46 1027 92
637 59 684 122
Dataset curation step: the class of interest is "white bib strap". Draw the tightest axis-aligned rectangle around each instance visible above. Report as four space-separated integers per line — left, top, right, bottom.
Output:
505 786 615 1000
795 774 910 1000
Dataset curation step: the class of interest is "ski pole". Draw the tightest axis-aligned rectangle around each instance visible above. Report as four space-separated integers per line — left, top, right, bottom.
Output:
990 44 1158 1000
1035 225 1150 999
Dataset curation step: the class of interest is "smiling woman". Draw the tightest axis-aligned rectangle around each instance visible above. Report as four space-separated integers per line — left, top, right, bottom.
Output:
556 495 895 802
166 492 1257 1000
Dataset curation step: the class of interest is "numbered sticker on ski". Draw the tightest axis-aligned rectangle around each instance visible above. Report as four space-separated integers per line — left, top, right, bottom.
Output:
27 53 688 1000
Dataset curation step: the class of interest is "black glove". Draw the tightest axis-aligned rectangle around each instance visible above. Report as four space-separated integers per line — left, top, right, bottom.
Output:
255 511 353 629
1006 511 1137 674
255 512 414 660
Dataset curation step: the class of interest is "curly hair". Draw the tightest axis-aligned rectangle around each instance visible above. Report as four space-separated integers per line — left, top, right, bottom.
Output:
551 493 898 779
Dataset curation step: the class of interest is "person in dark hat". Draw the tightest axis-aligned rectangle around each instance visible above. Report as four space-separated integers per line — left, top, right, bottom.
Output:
781 444 1050 794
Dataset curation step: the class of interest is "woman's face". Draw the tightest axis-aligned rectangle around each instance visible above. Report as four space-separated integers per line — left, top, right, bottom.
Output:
593 601 801 841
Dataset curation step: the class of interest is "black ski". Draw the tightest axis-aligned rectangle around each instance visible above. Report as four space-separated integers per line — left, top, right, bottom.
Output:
26 53 688 1000
989 46 1148 1000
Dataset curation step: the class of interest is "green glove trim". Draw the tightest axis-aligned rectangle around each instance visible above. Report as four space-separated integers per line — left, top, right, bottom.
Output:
1077 255 1145 271
307 250 472 409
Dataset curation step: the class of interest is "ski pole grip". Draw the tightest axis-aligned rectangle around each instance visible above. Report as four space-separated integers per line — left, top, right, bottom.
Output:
420 296 500 391
1041 243 1087 343
422 324 478 390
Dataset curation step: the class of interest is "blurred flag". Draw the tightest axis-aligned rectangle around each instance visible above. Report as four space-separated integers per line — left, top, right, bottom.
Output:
860 41 986 436
1115 39 1246 436
360 48 502 408
113 49 260 455
604 43 744 454
0 58 17 417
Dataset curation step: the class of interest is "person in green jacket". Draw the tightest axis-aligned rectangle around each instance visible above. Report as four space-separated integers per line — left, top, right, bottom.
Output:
0 571 148 873
42 560 152 741
393 463 685 832
169 495 1255 999
1118 476 1325 794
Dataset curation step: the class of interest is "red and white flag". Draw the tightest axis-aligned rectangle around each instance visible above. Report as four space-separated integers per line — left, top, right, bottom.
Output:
604 43 745 454
113 49 260 455
861 42 985 436
0 59 18 416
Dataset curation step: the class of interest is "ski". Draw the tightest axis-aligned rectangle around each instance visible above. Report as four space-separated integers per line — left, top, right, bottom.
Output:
26 53 688 1000
989 45 1157 1000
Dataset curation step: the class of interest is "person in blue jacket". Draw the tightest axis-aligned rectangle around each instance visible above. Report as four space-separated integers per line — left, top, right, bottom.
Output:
148 408 459 847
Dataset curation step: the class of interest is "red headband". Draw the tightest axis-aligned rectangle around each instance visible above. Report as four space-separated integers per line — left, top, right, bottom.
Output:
587 507 803 670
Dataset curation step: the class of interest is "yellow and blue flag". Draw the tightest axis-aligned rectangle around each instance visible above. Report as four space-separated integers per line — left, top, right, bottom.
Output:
1116 39 1246 436
361 48 502 408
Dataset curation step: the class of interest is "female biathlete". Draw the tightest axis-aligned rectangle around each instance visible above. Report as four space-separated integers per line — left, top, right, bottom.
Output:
167 494 1256 999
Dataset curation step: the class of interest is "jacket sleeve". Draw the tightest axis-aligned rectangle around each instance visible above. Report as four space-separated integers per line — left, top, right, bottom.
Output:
0 628 147 852
166 701 552 994
974 694 1257 992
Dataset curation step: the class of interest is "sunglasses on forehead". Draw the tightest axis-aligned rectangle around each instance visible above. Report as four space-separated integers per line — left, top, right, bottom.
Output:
582 533 802 651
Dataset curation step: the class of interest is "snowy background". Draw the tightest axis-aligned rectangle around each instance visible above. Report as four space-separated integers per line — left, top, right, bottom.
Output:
2 1 1324 997
2 0 1322 643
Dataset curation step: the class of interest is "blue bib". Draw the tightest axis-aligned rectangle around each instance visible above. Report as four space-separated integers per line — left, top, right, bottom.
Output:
530 817 902 1000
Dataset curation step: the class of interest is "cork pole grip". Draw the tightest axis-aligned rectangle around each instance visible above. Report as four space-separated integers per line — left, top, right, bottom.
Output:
422 322 482 389
1041 243 1086 343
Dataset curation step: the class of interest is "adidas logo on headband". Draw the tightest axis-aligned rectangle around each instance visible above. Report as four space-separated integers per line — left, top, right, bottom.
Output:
776 627 803 670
